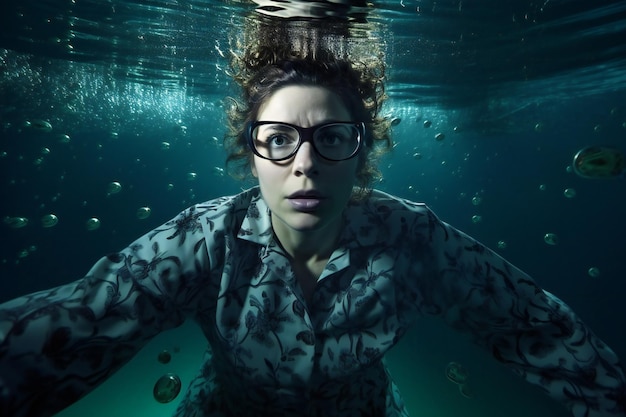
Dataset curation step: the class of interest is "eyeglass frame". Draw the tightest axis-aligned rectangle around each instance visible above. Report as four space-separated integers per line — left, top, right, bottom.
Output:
245 120 367 162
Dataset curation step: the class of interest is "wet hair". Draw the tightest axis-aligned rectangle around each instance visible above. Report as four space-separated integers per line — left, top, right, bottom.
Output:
224 19 391 195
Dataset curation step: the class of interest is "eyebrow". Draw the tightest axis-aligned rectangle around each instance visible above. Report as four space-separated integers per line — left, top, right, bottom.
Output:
262 124 293 130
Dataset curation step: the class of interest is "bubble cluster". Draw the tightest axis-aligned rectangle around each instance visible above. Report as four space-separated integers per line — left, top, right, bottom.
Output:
27 119 53 132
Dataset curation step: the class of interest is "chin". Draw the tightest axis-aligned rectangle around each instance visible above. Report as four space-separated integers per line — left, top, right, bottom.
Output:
287 216 325 232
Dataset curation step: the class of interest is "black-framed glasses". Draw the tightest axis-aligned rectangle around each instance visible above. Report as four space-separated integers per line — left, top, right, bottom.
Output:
246 121 366 162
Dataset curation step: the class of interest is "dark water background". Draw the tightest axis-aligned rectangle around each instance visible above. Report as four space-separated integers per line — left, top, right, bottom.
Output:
1 0 626 416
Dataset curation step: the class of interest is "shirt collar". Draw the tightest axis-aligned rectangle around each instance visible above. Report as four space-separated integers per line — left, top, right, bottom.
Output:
237 188 274 246
236 187 387 250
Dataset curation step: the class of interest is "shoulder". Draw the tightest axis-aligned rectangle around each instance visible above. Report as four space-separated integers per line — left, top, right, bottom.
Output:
358 189 438 221
142 188 257 246
195 187 259 214
193 187 261 232
343 189 442 247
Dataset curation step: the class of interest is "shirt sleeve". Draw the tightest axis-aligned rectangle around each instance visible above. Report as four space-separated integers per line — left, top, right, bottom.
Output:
419 210 626 417
0 204 211 417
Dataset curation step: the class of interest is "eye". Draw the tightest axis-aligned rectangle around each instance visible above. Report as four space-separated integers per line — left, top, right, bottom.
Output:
316 125 354 147
318 133 342 146
266 133 294 148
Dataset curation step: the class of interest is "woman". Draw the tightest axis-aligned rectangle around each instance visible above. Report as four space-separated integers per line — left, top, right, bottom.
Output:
1 42 625 417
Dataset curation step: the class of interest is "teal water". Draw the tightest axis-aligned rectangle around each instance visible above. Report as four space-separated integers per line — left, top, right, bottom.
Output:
1 1 626 416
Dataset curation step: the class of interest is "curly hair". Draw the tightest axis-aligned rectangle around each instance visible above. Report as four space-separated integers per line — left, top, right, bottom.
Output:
224 17 391 194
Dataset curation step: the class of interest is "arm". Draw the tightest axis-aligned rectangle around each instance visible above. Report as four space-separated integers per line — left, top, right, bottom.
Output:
421 211 626 416
0 205 210 417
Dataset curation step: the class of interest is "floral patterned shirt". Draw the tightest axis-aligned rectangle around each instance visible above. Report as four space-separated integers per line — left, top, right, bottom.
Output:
1 187 624 417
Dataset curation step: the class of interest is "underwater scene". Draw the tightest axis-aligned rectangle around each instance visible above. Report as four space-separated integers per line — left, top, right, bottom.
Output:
1 0 626 416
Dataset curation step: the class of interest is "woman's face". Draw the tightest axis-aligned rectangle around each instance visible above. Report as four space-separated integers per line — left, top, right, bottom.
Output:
251 85 360 235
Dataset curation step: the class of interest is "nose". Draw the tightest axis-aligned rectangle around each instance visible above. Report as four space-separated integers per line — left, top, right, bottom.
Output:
292 141 319 177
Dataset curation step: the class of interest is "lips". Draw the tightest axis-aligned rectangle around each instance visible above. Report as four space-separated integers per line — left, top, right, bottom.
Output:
287 190 325 211
287 190 324 199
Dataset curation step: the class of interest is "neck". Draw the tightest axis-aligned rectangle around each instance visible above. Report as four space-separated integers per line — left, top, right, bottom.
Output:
271 214 343 263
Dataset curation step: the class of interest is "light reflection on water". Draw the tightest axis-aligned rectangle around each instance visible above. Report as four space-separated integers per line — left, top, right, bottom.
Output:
1 0 625 111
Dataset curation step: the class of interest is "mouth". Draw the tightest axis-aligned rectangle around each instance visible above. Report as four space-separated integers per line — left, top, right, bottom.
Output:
287 190 325 211
287 190 324 199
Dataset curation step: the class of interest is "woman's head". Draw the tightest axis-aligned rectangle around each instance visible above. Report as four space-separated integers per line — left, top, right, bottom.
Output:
250 84 364 238
225 38 391 195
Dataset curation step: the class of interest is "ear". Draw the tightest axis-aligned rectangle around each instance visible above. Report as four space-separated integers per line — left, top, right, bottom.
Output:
251 160 258 178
